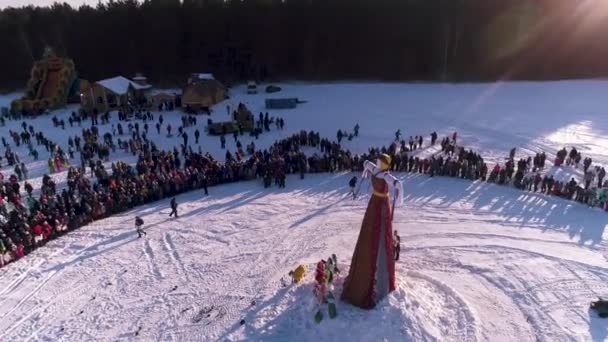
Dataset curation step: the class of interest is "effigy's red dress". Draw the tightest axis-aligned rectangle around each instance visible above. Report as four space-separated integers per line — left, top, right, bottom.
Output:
341 174 396 309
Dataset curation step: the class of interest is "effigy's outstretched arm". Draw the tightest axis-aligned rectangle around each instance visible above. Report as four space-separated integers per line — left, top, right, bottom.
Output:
362 160 378 179
381 172 403 205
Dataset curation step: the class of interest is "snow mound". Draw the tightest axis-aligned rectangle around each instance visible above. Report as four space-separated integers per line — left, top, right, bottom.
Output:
223 267 413 342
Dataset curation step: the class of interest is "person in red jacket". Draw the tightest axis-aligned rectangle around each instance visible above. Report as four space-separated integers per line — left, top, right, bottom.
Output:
33 224 43 245
33 224 43 237
12 194 22 208
42 221 52 240
15 244 24 258
55 156 63 172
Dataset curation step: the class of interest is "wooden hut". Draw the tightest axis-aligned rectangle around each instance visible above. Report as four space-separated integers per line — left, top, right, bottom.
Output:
151 92 176 108
83 76 152 111
80 80 108 112
181 73 226 112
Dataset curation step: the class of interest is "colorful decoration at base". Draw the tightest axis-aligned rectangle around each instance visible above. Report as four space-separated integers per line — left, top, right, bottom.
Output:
313 254 340 323
288 264 307 283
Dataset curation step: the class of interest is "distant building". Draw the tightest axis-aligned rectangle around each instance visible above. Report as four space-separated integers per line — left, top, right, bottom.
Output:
182 73 226 111
151 92 177 109
81 76 152 111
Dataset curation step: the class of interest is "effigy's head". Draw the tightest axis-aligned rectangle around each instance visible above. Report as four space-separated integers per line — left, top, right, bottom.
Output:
378 154 391 171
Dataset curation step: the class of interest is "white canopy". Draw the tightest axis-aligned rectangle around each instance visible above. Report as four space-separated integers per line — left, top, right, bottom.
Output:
194 73 215 80
97 76 151 95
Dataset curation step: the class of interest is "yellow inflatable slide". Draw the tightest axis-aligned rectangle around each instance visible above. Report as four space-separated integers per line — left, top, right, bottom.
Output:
11 47 78 115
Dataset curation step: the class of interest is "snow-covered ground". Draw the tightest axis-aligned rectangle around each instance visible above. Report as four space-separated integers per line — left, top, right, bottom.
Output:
1 81 608 341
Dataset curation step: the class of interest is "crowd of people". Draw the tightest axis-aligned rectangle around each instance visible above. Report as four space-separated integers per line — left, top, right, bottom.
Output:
2 107 608 269
0 104 356 267
362 132 608 211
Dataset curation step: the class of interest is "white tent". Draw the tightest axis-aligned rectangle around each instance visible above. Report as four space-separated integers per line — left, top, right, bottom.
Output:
195 73 215 80
97 76 151 95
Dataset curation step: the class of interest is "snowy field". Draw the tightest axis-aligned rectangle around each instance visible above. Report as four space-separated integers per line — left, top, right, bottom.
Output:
1 81 608 341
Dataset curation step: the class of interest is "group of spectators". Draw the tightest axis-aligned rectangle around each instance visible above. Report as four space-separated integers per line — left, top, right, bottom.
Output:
0 107 355 268
368 133 608 211
2 107 608 269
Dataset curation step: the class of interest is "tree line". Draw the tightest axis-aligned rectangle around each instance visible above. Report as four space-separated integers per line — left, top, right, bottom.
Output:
1 0 607 91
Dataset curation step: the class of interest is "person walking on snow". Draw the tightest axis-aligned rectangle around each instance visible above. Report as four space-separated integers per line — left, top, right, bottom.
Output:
431 131 437 145
598 167 606 188
349 176 358 199
14 164 22 181
194 129 200 144
135 216 146 238
48 158 55 173
20 163 28 180
202 174 209 195
393 230 401 261
169 198 178 218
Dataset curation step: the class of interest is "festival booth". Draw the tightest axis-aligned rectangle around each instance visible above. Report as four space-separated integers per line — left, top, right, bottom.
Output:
233 103 255 131
207 103 255 135
151 92 177 110
182 73 226 113
81 76 152 111
79 80 107 112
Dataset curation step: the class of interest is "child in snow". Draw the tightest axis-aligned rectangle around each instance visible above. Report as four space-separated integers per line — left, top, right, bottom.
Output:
393 230 401 261
135 216 146 238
